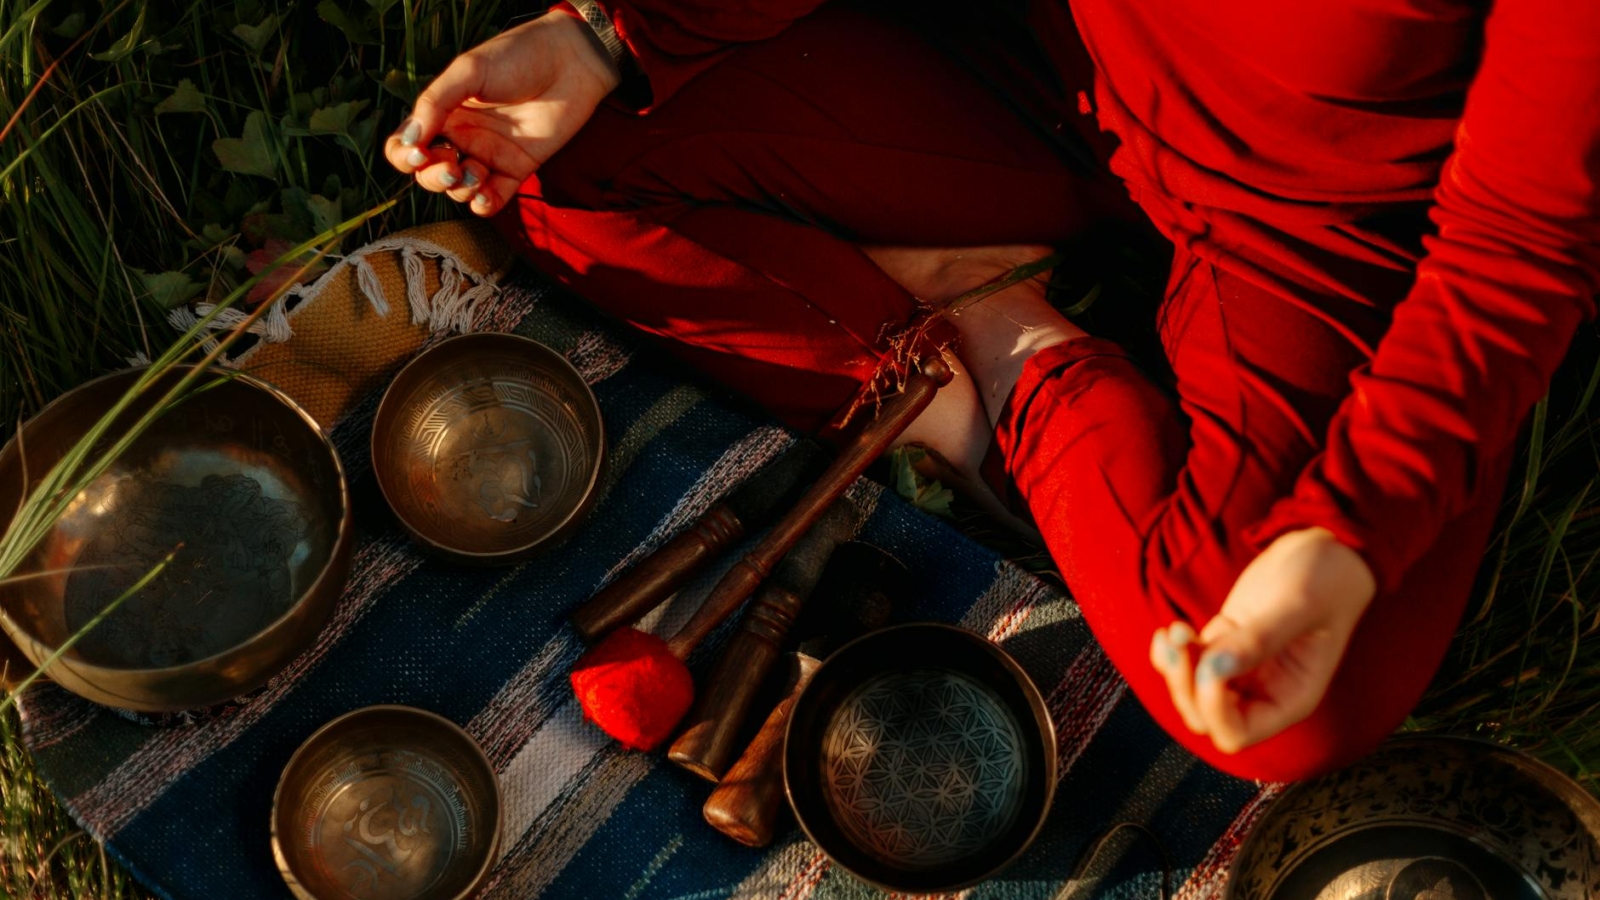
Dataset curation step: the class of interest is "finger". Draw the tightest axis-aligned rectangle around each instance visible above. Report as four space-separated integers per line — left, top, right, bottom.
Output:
414 160 465 194
397 53 489 150
1193 616 1256 753
445 159 489 204
466 173 523 218
383 138 455 175
1152 622 1206 735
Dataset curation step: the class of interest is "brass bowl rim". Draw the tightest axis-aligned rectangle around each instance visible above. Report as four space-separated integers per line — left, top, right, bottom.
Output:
782 621 1059 893
0 364 352 676
370 332 606 562
1222 733 1600 900
271 704 504 900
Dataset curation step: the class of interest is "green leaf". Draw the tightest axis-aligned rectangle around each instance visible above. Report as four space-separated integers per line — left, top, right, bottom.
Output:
375 67 420 104
317 0 377 44
137 269 204 310
154 79 206 114
280 186 315 235
49 11 84 38
307 193 343 235
90 5 149 61
338 113 380 155
308 99 371 136
201 223 233 245
212 111 277 179
366 0 403 14
232 13 280 54
888 447 956 519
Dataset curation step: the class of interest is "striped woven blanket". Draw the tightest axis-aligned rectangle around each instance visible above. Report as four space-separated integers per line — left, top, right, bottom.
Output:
17 279 1270 900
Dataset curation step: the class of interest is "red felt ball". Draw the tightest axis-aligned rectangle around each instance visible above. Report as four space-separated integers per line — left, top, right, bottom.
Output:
570 628 694 751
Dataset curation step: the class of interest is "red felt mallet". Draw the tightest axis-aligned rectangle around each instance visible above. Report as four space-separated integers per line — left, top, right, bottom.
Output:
569 355 954 751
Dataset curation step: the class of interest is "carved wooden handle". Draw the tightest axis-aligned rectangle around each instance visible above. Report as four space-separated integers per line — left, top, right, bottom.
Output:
667 581 801 781
569 504 744 642
702 654 821 847
664 357 953 658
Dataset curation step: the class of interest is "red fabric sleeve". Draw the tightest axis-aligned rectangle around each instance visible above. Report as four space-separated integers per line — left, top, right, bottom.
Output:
1249 0 1600 592
581 0 828 110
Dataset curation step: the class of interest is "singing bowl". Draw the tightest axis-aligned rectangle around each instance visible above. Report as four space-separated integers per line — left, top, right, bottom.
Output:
371 333 604 564
0 366 351 712
784 623 1056 893
1226 735 1600 900
273 705 502 900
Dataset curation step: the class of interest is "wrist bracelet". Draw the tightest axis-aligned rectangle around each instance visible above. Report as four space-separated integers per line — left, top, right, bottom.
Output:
565 0 627 68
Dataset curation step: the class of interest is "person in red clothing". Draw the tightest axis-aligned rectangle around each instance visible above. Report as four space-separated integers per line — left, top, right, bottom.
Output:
382 0 1600 781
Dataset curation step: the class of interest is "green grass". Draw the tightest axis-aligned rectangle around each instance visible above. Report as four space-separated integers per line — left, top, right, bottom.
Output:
1 1 1598 898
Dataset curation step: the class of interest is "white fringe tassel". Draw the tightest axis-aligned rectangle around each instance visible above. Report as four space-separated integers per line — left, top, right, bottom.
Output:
165 235 503 359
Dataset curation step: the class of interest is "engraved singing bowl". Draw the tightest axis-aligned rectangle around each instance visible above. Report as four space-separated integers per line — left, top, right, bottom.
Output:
272 705 502 900
0 366 352 712
784 623 1057 893
1226 735 1600 900
370 333 604 564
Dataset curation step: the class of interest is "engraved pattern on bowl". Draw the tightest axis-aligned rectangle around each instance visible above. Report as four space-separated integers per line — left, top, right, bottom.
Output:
821 669 1026 870
1225 736 1600 900
274 706 501 900
372 334 603 563
784 623 1056 893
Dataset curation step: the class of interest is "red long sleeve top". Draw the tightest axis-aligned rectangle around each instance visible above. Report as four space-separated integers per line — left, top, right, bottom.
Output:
592 0 1600 592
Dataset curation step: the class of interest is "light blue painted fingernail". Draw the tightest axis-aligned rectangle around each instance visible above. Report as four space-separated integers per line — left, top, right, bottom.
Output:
399 119 421 147
462 169 480 188
472 193 491 210
1157 633 1179 669
406 148 427 167
439 170 458 187
1196 652 1239 687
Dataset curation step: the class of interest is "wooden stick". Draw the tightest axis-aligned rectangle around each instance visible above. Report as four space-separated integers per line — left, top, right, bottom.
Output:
662 356 952 660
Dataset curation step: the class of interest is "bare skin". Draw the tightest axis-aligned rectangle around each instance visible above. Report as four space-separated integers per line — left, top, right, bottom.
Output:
385 10 1378 758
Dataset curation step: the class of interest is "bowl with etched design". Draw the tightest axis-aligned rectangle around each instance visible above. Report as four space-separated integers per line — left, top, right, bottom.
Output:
272 705 502 900
371 332 604 565
784 622 1057 892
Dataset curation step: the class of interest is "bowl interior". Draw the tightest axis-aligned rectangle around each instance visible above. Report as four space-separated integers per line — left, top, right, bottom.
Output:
371 334 602 560
786 623 1055 893
1227 736 1600 900
0 368 343 670
274 706 501 900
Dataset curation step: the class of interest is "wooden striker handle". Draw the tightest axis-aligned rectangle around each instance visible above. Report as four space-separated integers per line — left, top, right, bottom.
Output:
568 504 744 642
664 356 952 659
701 654 821 847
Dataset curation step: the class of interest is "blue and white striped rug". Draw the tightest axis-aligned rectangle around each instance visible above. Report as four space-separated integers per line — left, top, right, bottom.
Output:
18 281 1268 900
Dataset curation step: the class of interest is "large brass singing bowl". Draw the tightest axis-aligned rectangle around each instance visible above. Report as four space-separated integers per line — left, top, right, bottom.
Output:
0 367 352 712
371 333 604 564
1226 735 1600 900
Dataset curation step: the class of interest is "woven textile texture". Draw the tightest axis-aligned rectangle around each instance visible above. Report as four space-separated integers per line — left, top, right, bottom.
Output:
17 274 1266 900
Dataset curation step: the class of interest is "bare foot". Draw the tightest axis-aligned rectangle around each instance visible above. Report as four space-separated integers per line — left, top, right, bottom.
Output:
859 244 1090 540
862 244 1087 425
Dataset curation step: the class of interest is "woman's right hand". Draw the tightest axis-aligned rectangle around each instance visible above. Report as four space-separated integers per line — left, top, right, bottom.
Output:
382 9 621 217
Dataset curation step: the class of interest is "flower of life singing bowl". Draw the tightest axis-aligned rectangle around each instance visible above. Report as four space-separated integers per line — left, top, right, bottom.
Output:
0 366 352 712
1225 735 1600 900
272 705 502 900
371 333 605 564
784 623 1057 893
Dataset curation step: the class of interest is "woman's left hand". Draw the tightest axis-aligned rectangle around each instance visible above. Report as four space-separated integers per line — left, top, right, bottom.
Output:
1148 527 1377 754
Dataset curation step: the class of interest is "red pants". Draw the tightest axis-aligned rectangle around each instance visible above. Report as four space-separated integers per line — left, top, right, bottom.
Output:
497 5 1506 781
